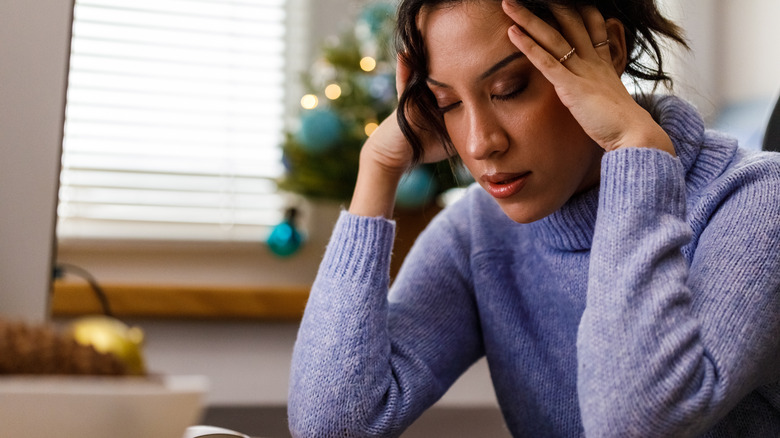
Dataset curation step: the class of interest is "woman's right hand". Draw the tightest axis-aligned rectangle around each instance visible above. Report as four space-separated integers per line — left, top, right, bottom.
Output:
349 57 449 218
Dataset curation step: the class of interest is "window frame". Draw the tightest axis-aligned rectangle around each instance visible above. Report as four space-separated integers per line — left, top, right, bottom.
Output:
53 0 347 320
57 0 304 244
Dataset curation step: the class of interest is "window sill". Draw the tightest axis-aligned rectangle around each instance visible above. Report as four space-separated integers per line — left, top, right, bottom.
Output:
52 203 443 321
51 281 310 321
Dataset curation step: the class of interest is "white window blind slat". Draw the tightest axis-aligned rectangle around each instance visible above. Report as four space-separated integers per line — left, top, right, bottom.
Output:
66 89 284 114
58 0 293 242
70 41 285 71
62 138 283 163
73 1 286 30
61 153 283 177
64 109 283 134
68 55 285 82
70 19 285 53
65 78 285 112
60 170 279 193
61 187 280 209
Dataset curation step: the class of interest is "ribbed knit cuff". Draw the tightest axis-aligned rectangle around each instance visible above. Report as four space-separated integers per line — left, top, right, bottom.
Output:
599 148 686 218
320 210 396 283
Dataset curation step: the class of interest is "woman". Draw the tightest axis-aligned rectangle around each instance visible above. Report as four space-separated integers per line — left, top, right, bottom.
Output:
288 0 780 436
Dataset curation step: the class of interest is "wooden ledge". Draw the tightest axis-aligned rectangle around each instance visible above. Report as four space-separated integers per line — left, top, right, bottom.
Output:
51 282 310 321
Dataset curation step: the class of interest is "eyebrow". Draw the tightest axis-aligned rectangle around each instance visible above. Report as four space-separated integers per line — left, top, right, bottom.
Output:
427 51 525 88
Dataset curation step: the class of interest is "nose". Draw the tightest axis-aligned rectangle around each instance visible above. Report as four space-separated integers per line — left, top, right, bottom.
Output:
463 106 509 160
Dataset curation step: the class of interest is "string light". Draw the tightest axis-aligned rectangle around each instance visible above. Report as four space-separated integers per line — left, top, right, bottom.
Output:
364 121 379 137
300 94 318 109
359 56 377 72
324 84 342 100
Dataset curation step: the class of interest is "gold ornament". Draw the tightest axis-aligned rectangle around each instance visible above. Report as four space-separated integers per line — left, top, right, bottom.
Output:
66 316 146 375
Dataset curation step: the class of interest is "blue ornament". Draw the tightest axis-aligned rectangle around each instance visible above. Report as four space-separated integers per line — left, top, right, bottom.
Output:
297 108 343 153
267 208 303 257
369 73 395 102
358 2 395 37
396 167 437 209
281 150 293 171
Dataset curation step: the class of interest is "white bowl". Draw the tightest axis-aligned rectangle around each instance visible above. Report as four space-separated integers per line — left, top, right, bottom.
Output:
0 375 208 438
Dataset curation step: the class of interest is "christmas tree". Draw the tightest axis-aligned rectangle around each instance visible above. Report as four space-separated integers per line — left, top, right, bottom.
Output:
278 1 468 208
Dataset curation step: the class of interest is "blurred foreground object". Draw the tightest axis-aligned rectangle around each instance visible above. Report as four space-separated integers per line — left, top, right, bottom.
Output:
0 317 145 376
0 374 207 438
67 316 146 375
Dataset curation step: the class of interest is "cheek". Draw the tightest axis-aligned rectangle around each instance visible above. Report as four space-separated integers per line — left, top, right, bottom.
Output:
443 116 473 162
519 78 593 148
504 88 577 148
521 79 576 132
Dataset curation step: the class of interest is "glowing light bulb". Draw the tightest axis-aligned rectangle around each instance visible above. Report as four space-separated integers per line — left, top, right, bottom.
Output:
324 84 342 100
364 121 379 137
300 94 319 109
359 56 377 72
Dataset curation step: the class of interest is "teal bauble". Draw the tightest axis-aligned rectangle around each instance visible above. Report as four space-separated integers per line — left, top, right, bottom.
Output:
369 73 395 102
267 208 303 257
297 108 343 153
357 2 395 37
396 167 437 209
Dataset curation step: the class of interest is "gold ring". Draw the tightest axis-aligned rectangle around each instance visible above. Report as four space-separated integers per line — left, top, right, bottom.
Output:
593 39 610 48
559 47 576 63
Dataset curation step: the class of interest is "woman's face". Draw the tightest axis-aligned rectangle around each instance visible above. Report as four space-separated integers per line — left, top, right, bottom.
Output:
421 1 604 223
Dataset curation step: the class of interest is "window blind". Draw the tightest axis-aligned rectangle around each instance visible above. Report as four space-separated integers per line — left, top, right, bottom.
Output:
58 0 294 242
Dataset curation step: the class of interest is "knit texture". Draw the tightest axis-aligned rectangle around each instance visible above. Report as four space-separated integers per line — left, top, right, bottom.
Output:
288 95 780 437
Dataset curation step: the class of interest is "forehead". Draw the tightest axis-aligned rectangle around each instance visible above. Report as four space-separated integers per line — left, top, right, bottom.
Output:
420 1 516 76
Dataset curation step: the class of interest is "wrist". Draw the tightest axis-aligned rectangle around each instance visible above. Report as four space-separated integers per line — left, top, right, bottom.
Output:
348 147 406 219
609 111 676 156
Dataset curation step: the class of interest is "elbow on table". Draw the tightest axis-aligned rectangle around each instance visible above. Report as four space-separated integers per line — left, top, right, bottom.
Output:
287 414 349 438
288 388 409 438
287 399 351 438
578 375 719 437
287 407 397 438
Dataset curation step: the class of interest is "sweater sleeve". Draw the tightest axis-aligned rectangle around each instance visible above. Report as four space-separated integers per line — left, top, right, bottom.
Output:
577 148 780 437
288 209 482 437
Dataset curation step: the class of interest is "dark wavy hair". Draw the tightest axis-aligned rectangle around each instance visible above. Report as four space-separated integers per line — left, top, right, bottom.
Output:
395 0 688 165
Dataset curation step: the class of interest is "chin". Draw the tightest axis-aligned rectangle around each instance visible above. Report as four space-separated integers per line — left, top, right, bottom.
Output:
498 202 556 224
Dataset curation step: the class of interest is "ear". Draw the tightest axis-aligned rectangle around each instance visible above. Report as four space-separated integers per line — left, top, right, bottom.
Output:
605 18 628 76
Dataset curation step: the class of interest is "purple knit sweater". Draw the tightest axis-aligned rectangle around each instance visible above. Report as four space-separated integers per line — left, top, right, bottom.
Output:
288 95 780 437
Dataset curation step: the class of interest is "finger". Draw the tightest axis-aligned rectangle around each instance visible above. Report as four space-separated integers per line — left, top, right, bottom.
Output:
501 0 574 62
507 24 574 85
579 6 611 62
548 5 595 60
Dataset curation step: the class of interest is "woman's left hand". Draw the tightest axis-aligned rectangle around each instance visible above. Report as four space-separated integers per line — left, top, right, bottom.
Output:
501 0 675 156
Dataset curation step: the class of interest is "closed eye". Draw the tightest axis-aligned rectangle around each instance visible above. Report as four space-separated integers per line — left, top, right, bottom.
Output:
438 101 461 114
493 84 526 102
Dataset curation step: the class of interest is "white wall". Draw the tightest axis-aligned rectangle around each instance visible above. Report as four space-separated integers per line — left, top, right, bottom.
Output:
662 0 720 119
0 0 73 321
667 0 780 121
719 0 780 103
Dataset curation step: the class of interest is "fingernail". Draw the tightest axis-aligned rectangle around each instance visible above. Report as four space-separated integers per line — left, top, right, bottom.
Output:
509 24 525 37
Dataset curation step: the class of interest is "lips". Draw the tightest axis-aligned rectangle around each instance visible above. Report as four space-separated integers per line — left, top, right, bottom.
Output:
481 172 530 199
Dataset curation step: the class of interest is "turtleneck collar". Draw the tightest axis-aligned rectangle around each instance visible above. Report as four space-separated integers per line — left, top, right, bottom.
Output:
529 185 600 251
646 94 737 192
527 94 724 252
